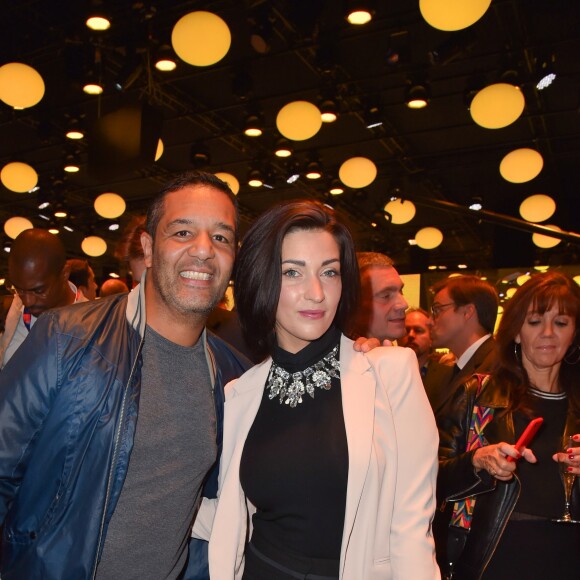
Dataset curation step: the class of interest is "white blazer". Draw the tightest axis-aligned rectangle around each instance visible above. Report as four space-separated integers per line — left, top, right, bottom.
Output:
194 336 440 580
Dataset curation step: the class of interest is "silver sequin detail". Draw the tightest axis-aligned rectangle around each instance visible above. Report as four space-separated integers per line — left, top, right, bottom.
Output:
266 345 340 407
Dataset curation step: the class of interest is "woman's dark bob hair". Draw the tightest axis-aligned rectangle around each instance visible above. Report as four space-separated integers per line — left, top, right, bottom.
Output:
234 200 360 359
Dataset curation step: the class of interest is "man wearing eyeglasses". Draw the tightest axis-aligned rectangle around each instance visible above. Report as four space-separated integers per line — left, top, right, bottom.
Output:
0 229 83 369
424 275 498 416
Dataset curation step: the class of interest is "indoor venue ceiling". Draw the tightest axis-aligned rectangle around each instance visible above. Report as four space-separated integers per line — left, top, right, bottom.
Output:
1 0 579 281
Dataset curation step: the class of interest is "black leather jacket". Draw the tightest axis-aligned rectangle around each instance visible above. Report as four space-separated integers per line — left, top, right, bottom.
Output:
434 374 580 580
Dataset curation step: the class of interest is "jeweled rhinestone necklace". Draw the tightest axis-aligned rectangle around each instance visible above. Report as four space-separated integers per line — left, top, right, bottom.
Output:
266 344 340 408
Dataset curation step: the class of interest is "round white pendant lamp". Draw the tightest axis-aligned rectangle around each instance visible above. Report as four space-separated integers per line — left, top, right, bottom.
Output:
4 216 33 239
470 83 525 129
500 148 543 183
383 199 416 224
0 63 45 109
214 172 240 195
171 11 231 67
276 101 322 141
415 227 443 249
338 157 377 189
94 193 126 219
1 162 38 193
82 236 107 257
519 194 556 223
532 225 562 249
419 0 492 31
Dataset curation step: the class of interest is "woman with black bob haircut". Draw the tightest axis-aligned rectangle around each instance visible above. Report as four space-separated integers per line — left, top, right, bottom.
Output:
435 271 580 579
193 200 439 579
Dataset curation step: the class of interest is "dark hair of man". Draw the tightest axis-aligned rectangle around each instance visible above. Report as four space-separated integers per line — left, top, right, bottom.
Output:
67 259 91 288
494 271 580 415
234 200 360 360
146 171 239 241
9 228 66 274
114 214 146 262
431 275 499 334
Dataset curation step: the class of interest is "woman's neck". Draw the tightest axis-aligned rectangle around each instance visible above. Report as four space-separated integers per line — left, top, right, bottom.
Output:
525 363 562 393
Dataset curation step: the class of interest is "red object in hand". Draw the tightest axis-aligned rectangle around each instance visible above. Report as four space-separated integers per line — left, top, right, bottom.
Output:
506 417 544 462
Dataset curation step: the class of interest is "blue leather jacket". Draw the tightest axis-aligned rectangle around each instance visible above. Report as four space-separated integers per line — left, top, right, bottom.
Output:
0 279 249 579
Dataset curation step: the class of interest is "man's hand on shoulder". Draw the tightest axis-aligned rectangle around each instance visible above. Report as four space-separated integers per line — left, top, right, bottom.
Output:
353 336 393 352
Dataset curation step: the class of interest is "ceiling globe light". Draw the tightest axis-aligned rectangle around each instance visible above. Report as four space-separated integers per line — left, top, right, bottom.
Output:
519 194 556 223
155 139 164 162
276 101 322 141
82 235 107 257
500 148 543 183
338 156 377 188
532 225 562 249
470 83 525 129
214 172 240 195
419 0 492 31
383 199 416 224
1 162 38 192
171 11 231 67
94 193 126 219
0 63 45 109
415 226 443 249
4 216 33 239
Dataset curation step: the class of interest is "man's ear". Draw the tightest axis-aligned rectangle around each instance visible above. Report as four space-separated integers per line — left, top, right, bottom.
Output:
463 303 476 321
141 231 153 268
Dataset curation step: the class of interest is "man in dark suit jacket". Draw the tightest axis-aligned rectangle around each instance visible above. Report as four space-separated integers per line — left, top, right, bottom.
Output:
424 275 499 417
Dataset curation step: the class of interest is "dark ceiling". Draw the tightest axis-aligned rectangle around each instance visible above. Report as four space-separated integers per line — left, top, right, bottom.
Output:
1 0 579 281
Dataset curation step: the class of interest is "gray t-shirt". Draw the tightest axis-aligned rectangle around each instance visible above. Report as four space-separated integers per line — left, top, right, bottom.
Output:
96 325 216 580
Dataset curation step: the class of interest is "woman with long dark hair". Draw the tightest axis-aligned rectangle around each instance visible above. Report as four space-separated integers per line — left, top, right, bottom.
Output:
193 200 439 579
435 271 580 579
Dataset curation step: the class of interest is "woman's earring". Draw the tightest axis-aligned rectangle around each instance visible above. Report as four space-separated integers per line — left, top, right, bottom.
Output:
514 342 521 363
564 344 580 365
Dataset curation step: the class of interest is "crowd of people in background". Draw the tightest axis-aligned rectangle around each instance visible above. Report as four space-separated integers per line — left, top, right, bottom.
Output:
0 170 579 580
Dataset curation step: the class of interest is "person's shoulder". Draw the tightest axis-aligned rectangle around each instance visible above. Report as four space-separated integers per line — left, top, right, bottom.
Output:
207 330 252 371
365 344 416 364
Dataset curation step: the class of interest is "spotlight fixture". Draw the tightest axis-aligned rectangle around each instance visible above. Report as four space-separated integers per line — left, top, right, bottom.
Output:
405 81 430 109
428 29 477 66
82 68 104 95
63 220 75 233
65 118 85 140
64 152 81 173
190 142 211 168
244 113 263 137
48 221 60 235
86 1 111 32
346 2 375 25
329 179 344 195
319 99 338 123
248 167 264 187
285 160 301 184
363 103 383 129
3 239 11 253
535 54 556 90
305 159 322 180
274 138 293 158
53 201 68 219
154 45 177 72
248 4 273 54
108 220 120 231
37 193 50 210
469 197 483 211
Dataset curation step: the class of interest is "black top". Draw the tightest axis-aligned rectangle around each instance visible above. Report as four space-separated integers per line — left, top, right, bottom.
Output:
513 387 568 518
239 326 349 560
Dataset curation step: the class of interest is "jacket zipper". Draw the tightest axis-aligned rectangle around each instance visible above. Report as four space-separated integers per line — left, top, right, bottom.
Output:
90 335 144 580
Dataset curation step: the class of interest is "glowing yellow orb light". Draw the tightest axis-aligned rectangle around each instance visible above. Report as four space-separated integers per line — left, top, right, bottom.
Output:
519 194 556 223
470 83 525 129
338 157 377 189
94 193 126 219
82 236 107 257
214 172 240 195
155 139 164 162
171 11 231 67
0 63 45 109
4 216 33 239
516 274 531 286
419 0 492 31
415 227 443 249
1 162 38 192
532 225 562 249
384 199 416 224
573 275 580 286
276 101 322 141
500 148 543 183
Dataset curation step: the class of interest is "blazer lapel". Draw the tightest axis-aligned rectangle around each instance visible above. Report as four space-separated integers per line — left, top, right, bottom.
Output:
338 336 376 559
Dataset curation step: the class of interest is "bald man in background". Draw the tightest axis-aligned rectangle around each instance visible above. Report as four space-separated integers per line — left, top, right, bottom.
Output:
99 278 130 298
0 229 84 369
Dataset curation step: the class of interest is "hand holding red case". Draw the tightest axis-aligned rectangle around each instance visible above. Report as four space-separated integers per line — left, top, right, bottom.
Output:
506 417 543 462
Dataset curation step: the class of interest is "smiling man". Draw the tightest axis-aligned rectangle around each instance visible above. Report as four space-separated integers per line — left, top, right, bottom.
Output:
350 252 408 342
0 229 81 369
0 172 250 580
